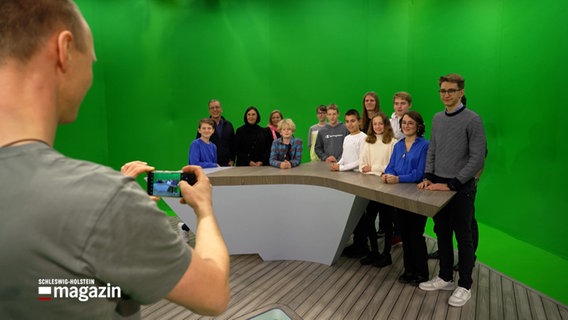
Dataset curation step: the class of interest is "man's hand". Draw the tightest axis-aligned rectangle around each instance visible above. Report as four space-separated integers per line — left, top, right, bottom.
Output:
179 165 213 215
417 179 432 189
179 165 212 213
425 183 450 191
121 161 159 201
120 160 155 178
417 179 450 191
330 163 340 171
361 165 371 173
325 156 337 163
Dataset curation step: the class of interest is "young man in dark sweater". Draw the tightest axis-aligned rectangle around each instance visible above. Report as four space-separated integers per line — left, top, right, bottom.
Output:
417 74 486 307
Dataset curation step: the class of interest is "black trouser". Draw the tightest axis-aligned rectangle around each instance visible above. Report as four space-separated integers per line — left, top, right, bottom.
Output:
399 209 428 278
363 201 394 255
352 213 368 248
433 179 477 289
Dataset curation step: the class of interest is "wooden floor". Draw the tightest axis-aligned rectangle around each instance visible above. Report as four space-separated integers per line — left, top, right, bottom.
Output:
142 218 568 320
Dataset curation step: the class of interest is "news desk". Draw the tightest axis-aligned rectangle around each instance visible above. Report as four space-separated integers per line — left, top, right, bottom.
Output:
164 162 454 266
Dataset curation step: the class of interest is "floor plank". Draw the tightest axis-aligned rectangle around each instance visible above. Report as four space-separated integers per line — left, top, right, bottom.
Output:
141 218 568 320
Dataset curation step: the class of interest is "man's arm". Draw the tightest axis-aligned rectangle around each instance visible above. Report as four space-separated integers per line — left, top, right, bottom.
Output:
166 166 230 316
454 116 486 186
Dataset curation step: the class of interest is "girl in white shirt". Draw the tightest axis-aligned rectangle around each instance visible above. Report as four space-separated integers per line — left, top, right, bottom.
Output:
359 113 398 267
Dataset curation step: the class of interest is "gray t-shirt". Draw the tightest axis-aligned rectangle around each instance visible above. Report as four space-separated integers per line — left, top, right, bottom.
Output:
0 143 191 319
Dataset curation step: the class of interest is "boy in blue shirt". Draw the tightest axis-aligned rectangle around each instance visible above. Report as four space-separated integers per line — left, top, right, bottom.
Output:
189 118 220 168
180 118 220 241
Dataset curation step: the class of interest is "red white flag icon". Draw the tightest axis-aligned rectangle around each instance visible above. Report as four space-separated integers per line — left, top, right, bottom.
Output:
38 286 52 301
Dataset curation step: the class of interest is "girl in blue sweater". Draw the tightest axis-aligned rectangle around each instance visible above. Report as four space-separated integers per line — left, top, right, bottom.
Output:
383 110 430 286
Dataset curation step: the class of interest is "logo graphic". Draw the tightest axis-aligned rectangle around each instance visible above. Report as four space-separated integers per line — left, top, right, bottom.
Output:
37 279 121 302
38 286 52 301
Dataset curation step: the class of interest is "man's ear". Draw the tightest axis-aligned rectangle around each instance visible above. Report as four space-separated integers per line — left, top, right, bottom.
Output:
56 31 74 72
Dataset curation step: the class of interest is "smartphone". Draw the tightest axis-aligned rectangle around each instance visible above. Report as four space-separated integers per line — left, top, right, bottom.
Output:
147 170 197 197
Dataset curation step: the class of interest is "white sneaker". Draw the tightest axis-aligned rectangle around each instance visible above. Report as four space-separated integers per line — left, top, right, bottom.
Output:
177 222 190 243
448 287 471 307
418 276 455 291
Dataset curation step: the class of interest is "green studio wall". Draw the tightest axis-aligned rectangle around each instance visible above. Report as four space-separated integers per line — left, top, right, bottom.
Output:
60 0 568 304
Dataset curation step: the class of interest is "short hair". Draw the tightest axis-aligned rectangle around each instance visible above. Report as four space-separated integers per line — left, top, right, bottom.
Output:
199 118 215 128
316 105 327 113
326 104 339 113
439 73 465 90
277 118 296 132
243 106 261 125
344 109 360 120
0 0 87 64
208 99 221 107
393 91 412 105
400 110 426 137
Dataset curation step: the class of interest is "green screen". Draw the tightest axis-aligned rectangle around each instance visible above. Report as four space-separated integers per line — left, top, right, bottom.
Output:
60 0 568 304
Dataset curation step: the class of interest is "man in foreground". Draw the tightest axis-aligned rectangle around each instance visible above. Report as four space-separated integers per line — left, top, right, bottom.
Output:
417 74 486 307
0 0 229 318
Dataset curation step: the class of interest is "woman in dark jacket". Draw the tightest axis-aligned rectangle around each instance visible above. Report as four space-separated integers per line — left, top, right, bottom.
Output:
234 106 266 166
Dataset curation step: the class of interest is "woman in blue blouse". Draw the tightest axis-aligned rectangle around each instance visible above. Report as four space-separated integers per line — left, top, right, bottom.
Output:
382 110 430 286
269 119 303 169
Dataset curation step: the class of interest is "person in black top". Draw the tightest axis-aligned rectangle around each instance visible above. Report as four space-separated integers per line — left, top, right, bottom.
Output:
235 106 266 166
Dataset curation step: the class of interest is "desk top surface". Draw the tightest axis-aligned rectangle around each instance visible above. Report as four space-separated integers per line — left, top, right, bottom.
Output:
206 162 454 217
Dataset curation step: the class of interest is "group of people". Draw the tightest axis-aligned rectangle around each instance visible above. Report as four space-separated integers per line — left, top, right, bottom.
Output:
0 0 486 317
189 101 303 170
187 74 486 308
305 77 485 308
312 92 432 287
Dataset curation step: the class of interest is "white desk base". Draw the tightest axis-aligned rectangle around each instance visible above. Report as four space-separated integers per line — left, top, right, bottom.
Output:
164 184 369 266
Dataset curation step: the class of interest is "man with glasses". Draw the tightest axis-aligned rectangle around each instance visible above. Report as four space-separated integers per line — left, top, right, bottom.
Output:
308 105 328 161
417 74 486 307
197 99 235 166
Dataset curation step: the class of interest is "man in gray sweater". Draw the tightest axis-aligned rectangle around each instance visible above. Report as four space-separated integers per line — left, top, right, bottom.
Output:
417 74 486 308
314 104 348 162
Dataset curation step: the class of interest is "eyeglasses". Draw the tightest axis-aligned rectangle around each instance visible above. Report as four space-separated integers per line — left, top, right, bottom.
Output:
209 105 221 110
439 89 461 95
317 111 327 115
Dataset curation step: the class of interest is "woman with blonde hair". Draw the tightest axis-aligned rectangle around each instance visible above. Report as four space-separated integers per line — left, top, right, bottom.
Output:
269 119 303 169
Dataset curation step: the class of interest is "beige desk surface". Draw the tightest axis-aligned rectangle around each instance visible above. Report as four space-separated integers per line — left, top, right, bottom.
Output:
207 161 454 217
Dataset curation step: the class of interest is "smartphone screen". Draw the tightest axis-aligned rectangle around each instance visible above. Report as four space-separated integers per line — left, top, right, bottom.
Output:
147 171 197 197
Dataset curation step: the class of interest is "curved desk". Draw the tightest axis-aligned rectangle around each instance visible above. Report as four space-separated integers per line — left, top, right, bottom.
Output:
164 162 454 266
